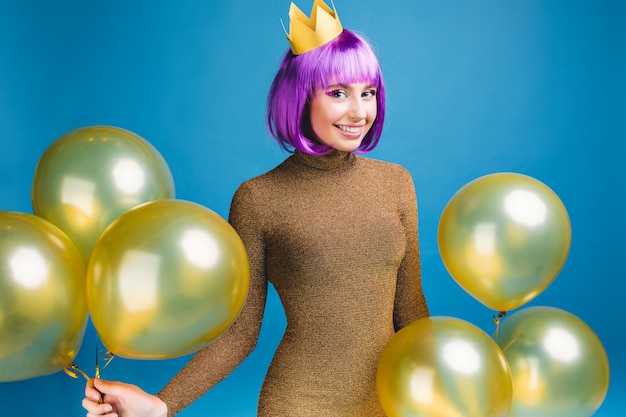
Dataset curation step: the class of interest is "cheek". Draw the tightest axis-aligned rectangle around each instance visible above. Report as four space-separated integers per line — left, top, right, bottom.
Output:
309 108 325 135
311 104 340 128
367 102 378 122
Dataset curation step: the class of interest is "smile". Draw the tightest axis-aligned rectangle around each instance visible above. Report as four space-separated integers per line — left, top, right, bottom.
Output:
335 125 363 136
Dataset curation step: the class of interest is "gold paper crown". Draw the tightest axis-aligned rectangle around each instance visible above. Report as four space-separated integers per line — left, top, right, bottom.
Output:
285 0 343 55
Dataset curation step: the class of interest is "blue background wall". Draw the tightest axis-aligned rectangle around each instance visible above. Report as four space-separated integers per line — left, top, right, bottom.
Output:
0 0 623 415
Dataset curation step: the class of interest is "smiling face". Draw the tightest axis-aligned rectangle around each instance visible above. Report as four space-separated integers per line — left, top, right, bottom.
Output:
309 82 378 152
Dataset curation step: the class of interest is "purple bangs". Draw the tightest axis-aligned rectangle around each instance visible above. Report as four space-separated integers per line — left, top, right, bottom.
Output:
267 29 386 155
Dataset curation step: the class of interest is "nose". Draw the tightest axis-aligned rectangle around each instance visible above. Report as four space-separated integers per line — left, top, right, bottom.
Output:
348 96 367 120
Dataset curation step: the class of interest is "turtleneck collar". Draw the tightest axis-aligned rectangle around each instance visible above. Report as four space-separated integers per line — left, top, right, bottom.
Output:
292 149 357 171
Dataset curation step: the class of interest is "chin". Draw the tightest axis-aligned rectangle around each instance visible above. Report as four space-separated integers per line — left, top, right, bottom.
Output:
333 139 364 152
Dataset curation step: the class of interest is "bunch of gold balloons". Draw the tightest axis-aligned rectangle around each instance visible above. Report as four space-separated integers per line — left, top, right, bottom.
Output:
377 172 609 417
1 126 250 382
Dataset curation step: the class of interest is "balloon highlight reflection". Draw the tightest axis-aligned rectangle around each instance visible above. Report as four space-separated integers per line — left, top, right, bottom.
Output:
0 212 87 382
377 316 512 417
87 200 250 359
438 173 571 311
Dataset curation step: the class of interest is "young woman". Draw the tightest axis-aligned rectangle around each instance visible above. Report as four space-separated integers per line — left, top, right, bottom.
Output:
83 4 429 417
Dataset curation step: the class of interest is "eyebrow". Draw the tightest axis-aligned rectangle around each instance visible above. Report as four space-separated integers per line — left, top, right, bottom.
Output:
325 83 377 91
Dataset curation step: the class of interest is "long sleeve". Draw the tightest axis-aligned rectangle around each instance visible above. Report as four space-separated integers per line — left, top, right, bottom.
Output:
157 182 268 416
393 167 429 331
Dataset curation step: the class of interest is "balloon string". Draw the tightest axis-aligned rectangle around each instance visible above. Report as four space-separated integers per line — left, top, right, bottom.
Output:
95 335 115 378
64 337 115 404
492 310 507 340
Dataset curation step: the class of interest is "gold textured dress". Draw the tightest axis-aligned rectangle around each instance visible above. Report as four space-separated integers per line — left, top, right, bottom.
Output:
158 150 429 416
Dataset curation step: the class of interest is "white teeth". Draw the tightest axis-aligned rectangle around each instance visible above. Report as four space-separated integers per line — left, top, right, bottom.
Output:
337 125 361 134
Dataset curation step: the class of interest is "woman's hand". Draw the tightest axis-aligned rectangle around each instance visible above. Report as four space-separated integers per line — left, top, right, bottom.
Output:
83 378 168 417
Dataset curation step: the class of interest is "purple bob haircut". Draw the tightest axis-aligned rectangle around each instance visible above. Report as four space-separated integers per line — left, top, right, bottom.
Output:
267 29 386 155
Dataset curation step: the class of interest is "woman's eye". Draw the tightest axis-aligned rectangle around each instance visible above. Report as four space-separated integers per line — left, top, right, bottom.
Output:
325 89 347 98
363 89 377 98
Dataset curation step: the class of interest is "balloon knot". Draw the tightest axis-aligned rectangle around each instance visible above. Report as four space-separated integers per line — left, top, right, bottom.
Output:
492 310 507 325
64 363 90 381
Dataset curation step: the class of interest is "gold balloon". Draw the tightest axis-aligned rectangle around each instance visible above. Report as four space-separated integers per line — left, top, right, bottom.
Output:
0 212 87 382
86 199 250 359
32 126 175 261
377 316 513 417
438 173 571 311
495 306 610 417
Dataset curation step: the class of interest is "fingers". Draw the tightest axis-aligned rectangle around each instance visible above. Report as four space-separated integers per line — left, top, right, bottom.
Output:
82 396 117 416
93 378 133 397
85 378 103 403
84 379 117 416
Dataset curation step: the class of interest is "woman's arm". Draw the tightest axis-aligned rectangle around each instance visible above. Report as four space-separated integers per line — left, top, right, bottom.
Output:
157 182 268 416
393 167 429 331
